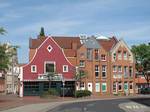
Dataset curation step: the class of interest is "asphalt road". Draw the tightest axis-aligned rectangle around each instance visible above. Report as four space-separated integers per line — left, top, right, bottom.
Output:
48 97 150 112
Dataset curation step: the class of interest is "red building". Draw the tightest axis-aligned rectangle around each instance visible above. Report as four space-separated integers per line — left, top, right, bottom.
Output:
19 36 78 97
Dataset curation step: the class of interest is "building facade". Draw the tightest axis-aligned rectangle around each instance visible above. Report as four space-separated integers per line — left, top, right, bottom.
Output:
19 35 136 97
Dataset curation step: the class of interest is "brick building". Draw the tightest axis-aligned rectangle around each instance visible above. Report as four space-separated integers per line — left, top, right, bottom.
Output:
19 35 135 97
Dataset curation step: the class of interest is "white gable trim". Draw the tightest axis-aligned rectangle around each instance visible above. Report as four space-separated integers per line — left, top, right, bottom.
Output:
110 39 134 62
22 37 49 68
23 36 74 68
50 37 75 67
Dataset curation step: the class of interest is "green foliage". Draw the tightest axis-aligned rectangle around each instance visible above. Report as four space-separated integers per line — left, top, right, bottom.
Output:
0 45 9 71
75 90 92 98
0 27 6 35
131 43 150 85
40 88 59 98
75 70 86 81
39 27 45 37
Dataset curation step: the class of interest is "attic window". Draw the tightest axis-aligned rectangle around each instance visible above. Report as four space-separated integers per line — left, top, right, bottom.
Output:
47 45 52 52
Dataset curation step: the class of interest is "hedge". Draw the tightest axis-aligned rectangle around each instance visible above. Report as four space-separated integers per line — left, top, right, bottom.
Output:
75 90 92 98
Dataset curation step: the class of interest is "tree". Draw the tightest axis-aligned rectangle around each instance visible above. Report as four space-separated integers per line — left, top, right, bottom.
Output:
131 44 150 87
75 68 87 90
39 27 45 37
0 27 6 35
0 45 9 71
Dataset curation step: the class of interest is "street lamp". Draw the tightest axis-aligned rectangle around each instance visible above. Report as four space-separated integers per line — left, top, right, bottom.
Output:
62 78 65 100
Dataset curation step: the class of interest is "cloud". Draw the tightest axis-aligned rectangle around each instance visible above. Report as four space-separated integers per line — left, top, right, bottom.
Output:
0 2 11 8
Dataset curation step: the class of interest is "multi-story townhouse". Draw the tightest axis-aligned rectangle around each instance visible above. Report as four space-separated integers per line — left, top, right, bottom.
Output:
110 39 135 95
19 35 135 97
76 36 135 95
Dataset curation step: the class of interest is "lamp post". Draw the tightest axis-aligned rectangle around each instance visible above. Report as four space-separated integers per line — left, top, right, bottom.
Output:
62 78 65 100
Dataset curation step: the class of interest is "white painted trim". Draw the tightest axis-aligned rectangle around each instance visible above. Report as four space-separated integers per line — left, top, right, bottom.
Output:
63 65 68 72
44 61 56 73
110 39 134 63
50 37 75 67
47 44 53 52
31 65 37 73
22 37 49 68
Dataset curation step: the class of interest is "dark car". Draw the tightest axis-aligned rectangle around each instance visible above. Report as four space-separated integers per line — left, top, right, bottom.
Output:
141 87 150 94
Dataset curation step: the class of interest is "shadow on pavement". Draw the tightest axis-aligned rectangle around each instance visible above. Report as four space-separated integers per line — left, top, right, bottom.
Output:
129 97 150 106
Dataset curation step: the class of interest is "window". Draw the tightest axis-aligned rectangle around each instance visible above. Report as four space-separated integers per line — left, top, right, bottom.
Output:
47 45 52 52
95 83 100 92
130 82 133 89
129 66 133 77
118 66 122 72
118 51 122 60
31 65 37 73
123 51 127 60
79 60 85 67
102 83 107 92
113 82 117 92
80 53 85 58
124 66 128 78
63 65 68 72
94 49 99 60
95 65 99 78
101 54 106 61
87 48 92 60
80 82 85 88
113 53 116 60
118 82 122 91
124 82 128 91
113 65 117 72
102 65 107 78
45 62 55 73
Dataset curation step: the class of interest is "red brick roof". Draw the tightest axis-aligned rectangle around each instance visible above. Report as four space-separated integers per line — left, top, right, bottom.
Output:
29 36 81 57
98 36 118 51
52 36 81 49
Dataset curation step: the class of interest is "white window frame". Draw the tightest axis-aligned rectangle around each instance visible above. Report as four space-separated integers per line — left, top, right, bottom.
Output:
113 65 117 72
123 51 127 60
63 65 68 72
118 66 122 72
95 65 99 78
101 54 106 61
102 65 107 78
118 51 122 60
31 65 37 73
102 82 107 92
44 61 56 73
118 82 122 91
95 83 100 92
47 45 53 52
79 60 85 67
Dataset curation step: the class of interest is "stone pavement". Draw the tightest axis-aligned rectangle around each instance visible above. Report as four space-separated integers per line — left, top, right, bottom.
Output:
0 94 150 112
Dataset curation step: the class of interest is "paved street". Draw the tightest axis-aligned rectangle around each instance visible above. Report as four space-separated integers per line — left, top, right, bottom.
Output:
48 97 150 112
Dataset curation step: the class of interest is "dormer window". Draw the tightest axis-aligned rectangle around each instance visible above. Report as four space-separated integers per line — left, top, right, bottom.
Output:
47 45 52 52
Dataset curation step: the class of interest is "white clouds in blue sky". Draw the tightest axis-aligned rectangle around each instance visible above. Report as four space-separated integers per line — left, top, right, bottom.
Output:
0 0 150 63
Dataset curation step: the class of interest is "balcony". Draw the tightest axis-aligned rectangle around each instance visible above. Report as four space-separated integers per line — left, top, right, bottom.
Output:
38 73 63 81
113 74 122 79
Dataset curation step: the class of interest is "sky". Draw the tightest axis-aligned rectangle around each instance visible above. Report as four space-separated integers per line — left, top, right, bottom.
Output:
0 0 150 63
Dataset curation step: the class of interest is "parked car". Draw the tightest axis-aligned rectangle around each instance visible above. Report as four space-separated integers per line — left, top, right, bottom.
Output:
140 87 150 94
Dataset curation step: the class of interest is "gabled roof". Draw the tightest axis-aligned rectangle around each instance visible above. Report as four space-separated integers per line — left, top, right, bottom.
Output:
52 36 81 49
98 36 118 51
29 36 81 49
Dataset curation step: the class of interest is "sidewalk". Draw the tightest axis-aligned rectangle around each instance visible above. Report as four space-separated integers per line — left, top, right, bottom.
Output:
1 94 150 112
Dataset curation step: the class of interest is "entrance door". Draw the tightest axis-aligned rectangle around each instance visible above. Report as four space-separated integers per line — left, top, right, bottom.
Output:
113 82 117 94
87 83 92 92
